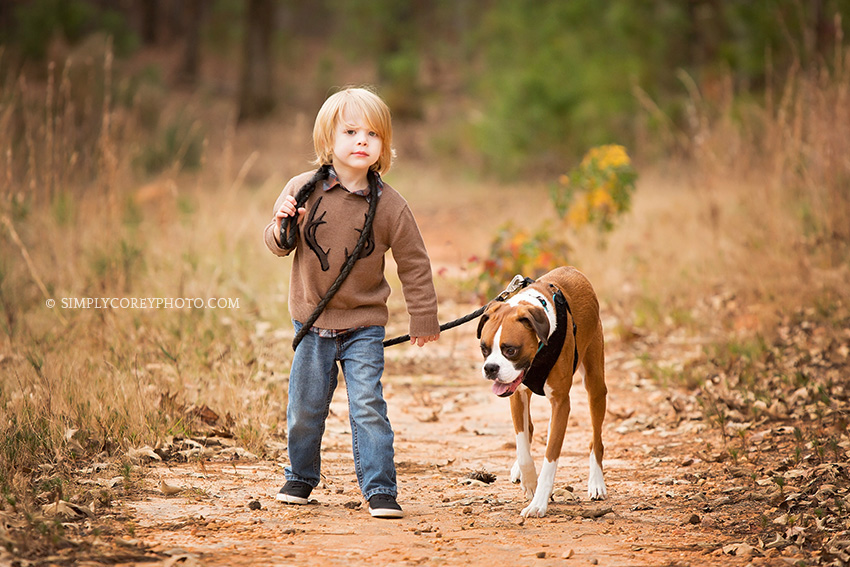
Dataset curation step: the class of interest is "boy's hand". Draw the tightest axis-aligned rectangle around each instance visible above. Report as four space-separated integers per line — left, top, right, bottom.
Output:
274 195 307 241
410 334 439 347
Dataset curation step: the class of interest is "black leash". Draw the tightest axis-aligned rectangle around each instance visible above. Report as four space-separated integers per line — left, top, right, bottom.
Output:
282 166 534 350
285 167 380 351
382 275 534 347
382 306 486 347
279 165 332 250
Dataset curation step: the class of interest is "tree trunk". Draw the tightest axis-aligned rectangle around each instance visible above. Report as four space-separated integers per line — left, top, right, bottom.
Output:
140 0 158 44
178 0 203 85
237 0 276 123
812 0 835 64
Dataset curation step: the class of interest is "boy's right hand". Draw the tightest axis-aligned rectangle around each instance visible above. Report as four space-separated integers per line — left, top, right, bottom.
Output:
411 333 440 347
275 195 307 242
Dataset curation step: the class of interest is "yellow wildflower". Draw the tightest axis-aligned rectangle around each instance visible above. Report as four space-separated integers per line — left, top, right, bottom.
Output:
590 188 614 209
580 147 601 168
596 145 630 169
568 199 589 226
580 144 631 170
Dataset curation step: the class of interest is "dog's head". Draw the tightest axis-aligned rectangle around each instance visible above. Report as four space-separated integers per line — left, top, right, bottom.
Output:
476 298 550 397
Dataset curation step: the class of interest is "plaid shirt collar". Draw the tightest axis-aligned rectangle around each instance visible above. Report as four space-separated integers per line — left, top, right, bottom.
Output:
322 166 383 198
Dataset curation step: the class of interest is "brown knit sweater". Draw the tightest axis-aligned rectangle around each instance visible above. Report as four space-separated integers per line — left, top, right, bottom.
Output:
263 170 440 337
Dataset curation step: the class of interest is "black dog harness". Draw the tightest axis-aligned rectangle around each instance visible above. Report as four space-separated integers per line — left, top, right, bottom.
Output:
522 284 579 396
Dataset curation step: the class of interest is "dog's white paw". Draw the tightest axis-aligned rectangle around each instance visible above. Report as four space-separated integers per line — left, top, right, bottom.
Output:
510 460 521 484
515 460 538 499
520 497 549 518
519 465 538 499
587 452 607 500
520 477 537 500
588 480 607 500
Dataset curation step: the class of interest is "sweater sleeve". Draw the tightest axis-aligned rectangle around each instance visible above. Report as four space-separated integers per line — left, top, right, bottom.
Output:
389 204 440 337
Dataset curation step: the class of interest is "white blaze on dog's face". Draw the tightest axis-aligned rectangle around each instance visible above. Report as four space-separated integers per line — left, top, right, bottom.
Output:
477 296 553 397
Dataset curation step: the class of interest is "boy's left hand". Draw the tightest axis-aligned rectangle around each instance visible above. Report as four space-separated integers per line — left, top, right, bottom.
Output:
410 334 439 347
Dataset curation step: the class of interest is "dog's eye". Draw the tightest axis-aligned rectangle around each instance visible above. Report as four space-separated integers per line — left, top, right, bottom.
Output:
502 346 518 358
480 344 491 357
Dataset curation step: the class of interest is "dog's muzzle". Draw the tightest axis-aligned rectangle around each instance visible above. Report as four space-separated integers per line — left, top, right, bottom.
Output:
482 360 527 398
483 363 501 381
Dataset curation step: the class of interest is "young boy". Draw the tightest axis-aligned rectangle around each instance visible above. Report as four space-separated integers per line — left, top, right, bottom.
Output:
263 87 440 518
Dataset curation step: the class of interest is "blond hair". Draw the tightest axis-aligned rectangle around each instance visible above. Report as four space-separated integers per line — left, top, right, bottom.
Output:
312 87 395 175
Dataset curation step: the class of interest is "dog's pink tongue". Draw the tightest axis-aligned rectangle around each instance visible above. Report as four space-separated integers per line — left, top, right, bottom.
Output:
492 375 523 397
492 381 512 397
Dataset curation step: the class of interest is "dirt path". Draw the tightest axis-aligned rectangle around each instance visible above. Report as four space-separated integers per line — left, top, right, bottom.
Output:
117 323 768 567
58 177 838 567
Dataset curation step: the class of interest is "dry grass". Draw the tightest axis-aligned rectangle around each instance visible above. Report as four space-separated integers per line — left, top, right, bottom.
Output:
679 49 850 303
583 50 850 335
0 43 297 500
1 39 848 552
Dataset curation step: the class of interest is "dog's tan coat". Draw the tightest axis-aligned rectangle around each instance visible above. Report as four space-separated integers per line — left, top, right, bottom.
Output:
478 266 607 517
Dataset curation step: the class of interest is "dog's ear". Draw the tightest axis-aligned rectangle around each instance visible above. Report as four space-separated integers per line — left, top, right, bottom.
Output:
518 305 550 345
476 314 488 339
476 302 498 339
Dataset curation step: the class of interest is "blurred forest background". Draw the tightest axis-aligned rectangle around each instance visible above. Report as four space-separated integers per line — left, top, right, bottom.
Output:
3 0 849 175
1 1 850 559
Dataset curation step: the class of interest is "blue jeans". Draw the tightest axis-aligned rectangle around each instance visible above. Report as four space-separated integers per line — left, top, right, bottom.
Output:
285 322 397 500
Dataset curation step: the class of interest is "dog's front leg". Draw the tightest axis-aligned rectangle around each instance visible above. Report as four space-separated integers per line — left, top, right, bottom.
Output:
584 337 608 501
510 388 536 499
521 396 569 518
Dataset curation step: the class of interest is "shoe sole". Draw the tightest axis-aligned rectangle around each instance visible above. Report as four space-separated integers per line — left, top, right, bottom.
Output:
275 492 309 505
369 507 404 519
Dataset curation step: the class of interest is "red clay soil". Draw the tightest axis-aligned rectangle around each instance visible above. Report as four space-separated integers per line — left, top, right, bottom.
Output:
116 327 790 567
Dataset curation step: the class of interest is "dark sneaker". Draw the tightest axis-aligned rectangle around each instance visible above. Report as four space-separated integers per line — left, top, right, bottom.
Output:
368 494 404 518
275 480 312 505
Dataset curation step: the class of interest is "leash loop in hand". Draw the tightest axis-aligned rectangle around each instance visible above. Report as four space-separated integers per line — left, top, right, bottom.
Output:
280 164 331 249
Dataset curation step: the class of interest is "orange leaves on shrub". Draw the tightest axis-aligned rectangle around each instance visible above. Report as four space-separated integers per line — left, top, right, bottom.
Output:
473 145 637 300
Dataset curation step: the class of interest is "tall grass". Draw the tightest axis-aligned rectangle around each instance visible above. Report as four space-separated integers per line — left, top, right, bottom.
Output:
607 45 850 336
0 40 291 511
678 43 850 308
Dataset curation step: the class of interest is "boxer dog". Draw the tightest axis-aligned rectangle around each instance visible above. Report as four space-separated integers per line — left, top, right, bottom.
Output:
477 266 607 518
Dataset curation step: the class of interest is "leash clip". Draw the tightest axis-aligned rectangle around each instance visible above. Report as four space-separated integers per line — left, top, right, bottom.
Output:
496 274 528 301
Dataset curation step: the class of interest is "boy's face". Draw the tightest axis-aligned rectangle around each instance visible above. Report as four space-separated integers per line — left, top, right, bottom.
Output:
332 110 382 176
